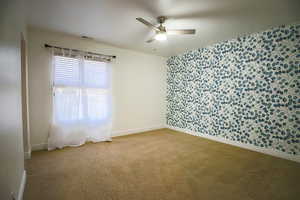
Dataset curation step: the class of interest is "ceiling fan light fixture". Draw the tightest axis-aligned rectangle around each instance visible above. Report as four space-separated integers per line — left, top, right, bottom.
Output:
136 16 196 43
155 32 167 41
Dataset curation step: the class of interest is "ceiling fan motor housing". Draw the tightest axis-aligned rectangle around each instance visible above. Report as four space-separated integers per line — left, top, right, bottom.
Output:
158 26 166 33
157 16 167 32
157 16 166 24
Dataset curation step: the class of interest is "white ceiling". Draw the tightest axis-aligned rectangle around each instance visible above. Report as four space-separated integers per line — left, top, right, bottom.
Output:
26 0 300 57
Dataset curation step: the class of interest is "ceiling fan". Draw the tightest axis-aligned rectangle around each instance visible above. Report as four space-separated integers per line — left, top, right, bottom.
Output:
136 16 196 43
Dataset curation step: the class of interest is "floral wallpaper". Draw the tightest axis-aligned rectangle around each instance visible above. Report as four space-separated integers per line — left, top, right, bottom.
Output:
166 23 300 155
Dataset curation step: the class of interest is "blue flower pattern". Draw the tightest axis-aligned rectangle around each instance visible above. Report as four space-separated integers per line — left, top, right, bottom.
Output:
166 24 300 155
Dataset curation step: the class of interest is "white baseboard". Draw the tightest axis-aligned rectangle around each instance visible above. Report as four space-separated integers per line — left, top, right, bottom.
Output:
24 151 31 159
166 125 300 163
31 143 47 151
17 170 26 200
112 125 165 137
31 125 165 151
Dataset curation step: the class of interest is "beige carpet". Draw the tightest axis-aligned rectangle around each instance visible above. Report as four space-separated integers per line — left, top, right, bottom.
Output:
24 128 300 200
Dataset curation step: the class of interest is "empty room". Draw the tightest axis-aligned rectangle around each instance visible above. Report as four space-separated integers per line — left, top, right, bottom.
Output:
0 0 300 199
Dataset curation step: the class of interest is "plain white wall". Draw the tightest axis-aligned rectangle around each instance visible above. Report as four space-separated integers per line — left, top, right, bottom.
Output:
0 0 26 199
27 27 167 150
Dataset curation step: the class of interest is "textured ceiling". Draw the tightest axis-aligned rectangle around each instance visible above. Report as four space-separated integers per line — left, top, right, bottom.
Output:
26 0 300 57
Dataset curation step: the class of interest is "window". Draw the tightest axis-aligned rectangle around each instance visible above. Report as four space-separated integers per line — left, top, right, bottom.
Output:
48 53 112 150
53 56 109 123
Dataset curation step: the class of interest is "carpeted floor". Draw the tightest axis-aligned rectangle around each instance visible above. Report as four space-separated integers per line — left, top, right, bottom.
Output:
24 128 300 200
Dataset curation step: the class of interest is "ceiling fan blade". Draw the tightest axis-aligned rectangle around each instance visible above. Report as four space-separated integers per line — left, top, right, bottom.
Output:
136 17 159 31
167 29 196 35
146 37 155 43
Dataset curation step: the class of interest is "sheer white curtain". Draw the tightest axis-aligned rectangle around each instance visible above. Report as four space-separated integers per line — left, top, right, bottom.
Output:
48 48 112 150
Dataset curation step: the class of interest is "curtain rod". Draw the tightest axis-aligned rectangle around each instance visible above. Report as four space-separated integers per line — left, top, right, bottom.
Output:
44 44 116 59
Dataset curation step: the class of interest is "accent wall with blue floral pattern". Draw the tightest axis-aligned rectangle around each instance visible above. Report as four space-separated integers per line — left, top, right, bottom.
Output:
166 23 300 155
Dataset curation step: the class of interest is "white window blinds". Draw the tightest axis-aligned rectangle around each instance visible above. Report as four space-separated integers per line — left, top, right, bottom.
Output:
53 56 108 88
54 56 80 87
84 60 108 88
